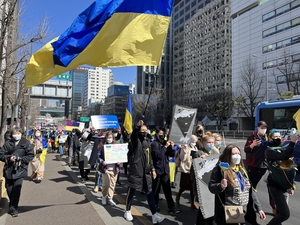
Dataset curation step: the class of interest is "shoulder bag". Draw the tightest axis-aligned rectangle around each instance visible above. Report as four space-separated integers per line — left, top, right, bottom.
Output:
217 194 245 224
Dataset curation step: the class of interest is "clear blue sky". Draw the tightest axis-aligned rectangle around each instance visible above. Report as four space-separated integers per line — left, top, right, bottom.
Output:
20 0 136 85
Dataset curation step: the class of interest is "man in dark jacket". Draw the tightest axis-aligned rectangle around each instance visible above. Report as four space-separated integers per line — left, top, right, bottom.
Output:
151 127 180 215
0 127 34 217
65 129 81 166
124 120 164 224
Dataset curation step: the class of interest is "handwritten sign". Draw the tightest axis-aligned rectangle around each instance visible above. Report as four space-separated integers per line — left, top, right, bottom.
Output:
104 143 128 164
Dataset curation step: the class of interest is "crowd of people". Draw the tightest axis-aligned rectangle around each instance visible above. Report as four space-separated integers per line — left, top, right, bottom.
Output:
0 120 297 225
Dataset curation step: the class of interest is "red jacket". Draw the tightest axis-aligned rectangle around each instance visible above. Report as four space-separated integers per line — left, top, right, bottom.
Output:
244 132 268 168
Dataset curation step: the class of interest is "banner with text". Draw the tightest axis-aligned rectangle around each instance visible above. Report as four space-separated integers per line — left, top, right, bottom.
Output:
104 143 129 164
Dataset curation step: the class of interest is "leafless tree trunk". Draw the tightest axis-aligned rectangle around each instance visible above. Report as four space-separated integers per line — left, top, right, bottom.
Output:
234 56 265 127
0 0 48 146
273 48 300 95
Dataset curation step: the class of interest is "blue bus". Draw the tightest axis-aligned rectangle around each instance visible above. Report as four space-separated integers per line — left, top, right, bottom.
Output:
255 98 300 166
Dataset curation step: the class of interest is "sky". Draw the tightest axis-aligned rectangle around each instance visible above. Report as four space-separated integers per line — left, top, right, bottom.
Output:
20 0 136 85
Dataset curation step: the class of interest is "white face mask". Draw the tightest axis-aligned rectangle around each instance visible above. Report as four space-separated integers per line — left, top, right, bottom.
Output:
231 154 241 165
107 138 113 144
258 128 267 135
190 142 196 147
12 134 22 141
113 133 118 137
35 132 41 137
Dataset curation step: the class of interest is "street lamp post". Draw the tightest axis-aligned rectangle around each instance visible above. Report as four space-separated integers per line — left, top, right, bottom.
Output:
252 54 268 101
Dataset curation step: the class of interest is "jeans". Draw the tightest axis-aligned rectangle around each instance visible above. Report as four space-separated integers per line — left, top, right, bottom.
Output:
95 169 102 188
267 185 290 225
59 144 64 155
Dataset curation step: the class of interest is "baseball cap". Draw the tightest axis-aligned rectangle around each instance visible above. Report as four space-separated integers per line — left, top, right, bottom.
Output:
257 121 268 127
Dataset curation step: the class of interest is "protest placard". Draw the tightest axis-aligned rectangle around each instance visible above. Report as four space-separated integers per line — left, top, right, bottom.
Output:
104 143 128 164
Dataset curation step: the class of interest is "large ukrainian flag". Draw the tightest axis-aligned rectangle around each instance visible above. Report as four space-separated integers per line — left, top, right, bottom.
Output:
123 91 133 134
25 0 174 88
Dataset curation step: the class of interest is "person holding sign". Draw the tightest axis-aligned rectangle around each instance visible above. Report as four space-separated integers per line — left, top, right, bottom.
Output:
208 144 266 225
97 131 120 206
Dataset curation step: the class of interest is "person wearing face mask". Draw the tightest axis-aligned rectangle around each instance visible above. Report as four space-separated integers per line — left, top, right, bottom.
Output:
151 127 181 215
176 135 198 209
194 133 220 224
265 130 297 225
30 129 48 182
0 127 34 217
97 131 120 206
124 120 165 223
208 144 266 225
193 125 205 150
244 121 269 224
212 133 222 154
244 121 269 189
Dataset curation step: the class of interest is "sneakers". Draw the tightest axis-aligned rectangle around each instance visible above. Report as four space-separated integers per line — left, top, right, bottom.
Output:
152 213 164 224
169 208 181 216
102 196 107 205
9 208 18 217
124 210 133 221
108 199 116 206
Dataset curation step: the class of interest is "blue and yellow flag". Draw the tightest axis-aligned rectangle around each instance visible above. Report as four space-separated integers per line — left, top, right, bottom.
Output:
293 109 300 133
25 0 174 88
123 91 133 134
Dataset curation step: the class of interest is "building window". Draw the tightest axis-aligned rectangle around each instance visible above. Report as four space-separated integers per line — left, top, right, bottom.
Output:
262 0 300 22
262 16 300 38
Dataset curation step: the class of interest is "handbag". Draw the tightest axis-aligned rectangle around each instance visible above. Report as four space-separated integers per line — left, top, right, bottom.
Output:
218 195 245 224
36 148 43 154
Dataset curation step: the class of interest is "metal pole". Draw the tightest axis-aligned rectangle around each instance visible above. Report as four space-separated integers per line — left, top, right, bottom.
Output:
265 56 268 102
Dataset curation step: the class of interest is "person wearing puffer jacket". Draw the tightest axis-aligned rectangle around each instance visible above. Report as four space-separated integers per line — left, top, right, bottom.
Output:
0 127 34 217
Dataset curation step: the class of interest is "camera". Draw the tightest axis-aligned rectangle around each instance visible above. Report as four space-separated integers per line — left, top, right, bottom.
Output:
13 156 22 171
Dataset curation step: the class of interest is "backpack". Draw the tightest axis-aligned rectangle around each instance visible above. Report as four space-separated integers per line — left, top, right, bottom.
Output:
174 147 181 167
267 146 297 191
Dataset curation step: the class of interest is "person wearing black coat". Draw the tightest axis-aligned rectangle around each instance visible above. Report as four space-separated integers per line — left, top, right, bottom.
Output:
65 129 81 166
151 127 180 215
0 127 34 217
265 132 297 225
124 120 164 224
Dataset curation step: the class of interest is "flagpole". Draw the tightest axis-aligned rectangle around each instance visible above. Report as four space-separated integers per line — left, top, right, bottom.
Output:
142 66 159 119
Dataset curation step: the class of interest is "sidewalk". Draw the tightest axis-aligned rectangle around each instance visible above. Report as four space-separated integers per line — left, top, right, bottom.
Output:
0 153 147 225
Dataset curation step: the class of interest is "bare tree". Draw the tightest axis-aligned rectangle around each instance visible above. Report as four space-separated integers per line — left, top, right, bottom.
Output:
273 48 300 95
198 89 233 130
0 0 48 146
234 56 265 127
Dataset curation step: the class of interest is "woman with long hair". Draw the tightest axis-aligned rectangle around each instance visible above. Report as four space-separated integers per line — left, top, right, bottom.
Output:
208 144 266 225
98 131 120 206
176 135 198 208
30 129 48 183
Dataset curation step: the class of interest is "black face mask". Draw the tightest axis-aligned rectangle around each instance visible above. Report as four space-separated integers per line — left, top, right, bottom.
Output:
139 132 147 138
158 134 165 140
197 130 203 135
272 138 281 147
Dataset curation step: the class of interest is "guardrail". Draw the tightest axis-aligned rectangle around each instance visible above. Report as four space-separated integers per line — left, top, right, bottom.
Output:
210 130 254 139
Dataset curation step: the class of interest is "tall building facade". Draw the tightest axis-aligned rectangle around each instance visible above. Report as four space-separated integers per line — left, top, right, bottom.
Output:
172 0 232 115
70 67 89 120
136 66 158 95
231 0 300 128
83 67 114 108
